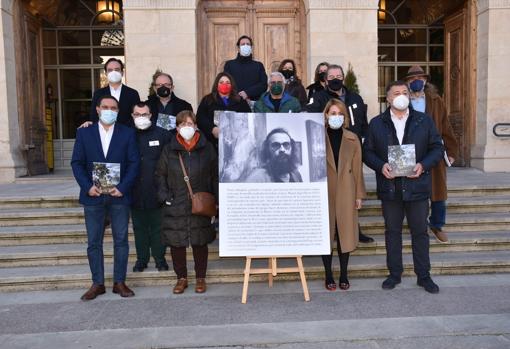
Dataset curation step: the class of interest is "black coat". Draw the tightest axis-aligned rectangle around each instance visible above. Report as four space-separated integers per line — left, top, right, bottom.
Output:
90 84 141 127
224 54 268 100
155 132 218 247
306 88 369 141
363 108 443 202
146 93 193 128
131 124 172 210
196 94 251 148
306 81 325 103
285 77 307 107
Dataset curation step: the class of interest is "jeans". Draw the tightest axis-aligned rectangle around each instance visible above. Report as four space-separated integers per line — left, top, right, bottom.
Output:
84 199 130 285
429 200 446 230
382 199 430 280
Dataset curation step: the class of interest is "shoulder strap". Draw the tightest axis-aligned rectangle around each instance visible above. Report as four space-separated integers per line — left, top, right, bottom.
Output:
178 153 194 197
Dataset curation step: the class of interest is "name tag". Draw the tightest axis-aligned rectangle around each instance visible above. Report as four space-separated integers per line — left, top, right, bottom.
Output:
149 140 160 147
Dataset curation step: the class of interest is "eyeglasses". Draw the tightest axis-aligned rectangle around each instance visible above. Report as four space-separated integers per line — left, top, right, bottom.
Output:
270 81 283 85
153 83 172 88
270 141 291 152
132 113 151 118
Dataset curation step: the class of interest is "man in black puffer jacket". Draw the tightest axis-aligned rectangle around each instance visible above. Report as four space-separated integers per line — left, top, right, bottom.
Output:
363 80 443 294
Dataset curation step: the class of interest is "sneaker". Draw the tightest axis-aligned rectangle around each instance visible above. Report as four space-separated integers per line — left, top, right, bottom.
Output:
430 227 448 243
417 277 439 294
382 276 401 290
132 260 147 272
156 260 169 271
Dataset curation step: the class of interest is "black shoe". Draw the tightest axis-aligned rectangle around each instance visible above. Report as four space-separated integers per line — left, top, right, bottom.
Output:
382 276 401 290
132 261 147 272
417 277 439 294
359 232 374 243
156 260 169 271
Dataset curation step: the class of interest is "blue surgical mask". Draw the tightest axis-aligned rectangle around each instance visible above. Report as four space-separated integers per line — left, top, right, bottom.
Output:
99 110 118 125
328 114 344 129
239 44 252 57
409 79 425 92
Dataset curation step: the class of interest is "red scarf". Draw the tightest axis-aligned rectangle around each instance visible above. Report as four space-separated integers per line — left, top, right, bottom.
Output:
176 131 200 152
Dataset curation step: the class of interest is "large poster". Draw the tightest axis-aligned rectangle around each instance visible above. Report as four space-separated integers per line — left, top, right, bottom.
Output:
218 112 330 257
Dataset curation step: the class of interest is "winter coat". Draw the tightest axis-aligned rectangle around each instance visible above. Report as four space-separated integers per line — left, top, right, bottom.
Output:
131 124 172 210
155 132 218 247
327 128 366 253
285 77 307 107
224 54 268 100
146 93 193 128
363 107 443 202
424 86 459 201
196 94 252 148
306 88 369 141
306 81 325 103
253 91 302 113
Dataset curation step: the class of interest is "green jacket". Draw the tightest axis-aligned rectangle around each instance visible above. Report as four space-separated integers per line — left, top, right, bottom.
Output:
254 91 302 113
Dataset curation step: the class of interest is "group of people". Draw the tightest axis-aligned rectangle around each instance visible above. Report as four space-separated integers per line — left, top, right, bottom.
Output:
71 35 458 301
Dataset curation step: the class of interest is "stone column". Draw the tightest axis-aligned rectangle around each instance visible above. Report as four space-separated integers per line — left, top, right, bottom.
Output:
471 0 510 172
304 0 379 118
0 0 25 183
123 0 198 106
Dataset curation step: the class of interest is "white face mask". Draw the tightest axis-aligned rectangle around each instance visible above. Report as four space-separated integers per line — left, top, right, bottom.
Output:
239 44 252 57
328 114 344 129
179 126 196 141
107 71 122 84
134 116 152 130
392 94 410 111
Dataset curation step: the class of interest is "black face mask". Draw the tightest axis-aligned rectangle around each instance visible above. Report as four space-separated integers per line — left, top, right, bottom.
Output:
327 78 343 92
318 72 327 82
157 86 171 98
281 70 294 80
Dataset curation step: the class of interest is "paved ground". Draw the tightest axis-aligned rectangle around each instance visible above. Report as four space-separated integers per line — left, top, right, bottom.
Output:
0 274 509 348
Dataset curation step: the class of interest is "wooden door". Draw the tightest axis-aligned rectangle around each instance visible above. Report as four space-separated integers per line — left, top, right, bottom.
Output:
444 3 475 167
14 1 48 175
197 0 306 99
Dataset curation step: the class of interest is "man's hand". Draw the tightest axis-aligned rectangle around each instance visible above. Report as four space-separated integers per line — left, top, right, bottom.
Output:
88 185 101 197
408 163 424 178
238 91 248 100
448 156 455 165
355 199 362 210
79 121 93 128
109 187 123 197
212 127 220 139
382 163 395 179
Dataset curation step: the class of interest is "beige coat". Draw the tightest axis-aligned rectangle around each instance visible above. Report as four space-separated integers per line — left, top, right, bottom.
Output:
326 129 366 253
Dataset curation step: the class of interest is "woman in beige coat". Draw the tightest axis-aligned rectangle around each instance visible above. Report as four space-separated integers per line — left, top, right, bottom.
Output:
322 99 366 291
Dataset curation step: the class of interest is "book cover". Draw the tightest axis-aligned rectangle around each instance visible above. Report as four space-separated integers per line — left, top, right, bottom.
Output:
92 162 121 194
156 113 176 130
388 144 416 177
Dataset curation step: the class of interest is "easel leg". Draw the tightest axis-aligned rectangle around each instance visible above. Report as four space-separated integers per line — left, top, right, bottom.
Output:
268 258 273 288
241 257 252 304
296 256 310 301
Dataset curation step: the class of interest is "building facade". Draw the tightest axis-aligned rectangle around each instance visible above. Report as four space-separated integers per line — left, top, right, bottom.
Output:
0 0 509 182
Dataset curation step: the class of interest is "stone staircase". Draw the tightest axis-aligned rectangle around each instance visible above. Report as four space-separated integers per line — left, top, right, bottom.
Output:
1 184 510 292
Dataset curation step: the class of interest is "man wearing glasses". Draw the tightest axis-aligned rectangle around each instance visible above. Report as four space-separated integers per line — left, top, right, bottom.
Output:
247 128 303 183
130 102 172 272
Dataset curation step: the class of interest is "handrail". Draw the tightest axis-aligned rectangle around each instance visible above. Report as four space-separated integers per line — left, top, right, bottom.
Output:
493 123 510 137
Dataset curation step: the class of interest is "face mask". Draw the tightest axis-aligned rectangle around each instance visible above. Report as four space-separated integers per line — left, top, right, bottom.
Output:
270 83 284 95
281 70 294 80
218 83 232 95
134 116 152 130
99 110 118 125
318 72 327 82
179 126 196 141
328 78 343 92
107 71 122 84
328 114 344 129
239 44 252 57
392 94 410 111
157 86 171 98
409 79 425 92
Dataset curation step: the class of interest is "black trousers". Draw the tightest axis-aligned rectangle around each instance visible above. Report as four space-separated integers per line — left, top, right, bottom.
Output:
321 228 350 283
170 245 208 279
381 199 430 279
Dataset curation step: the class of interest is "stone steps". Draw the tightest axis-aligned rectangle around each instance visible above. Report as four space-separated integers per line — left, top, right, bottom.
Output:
1 250 510 292
1 231 510 268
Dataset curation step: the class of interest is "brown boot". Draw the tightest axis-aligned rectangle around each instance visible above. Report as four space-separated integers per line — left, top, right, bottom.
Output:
80 284 105 301
173 278 188 294
195 278 207 293
430 227 448 243
112 282 135 297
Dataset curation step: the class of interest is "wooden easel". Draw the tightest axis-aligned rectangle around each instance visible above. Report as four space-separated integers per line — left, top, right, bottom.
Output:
241 255 310 304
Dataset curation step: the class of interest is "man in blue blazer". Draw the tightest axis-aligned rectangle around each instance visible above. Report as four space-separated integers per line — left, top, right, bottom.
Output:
89 58 141 128
72 95 140 301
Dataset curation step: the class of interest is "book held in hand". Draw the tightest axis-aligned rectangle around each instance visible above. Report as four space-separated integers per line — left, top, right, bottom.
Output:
156 113 176 130
92 162 121 194
388 144 416 177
